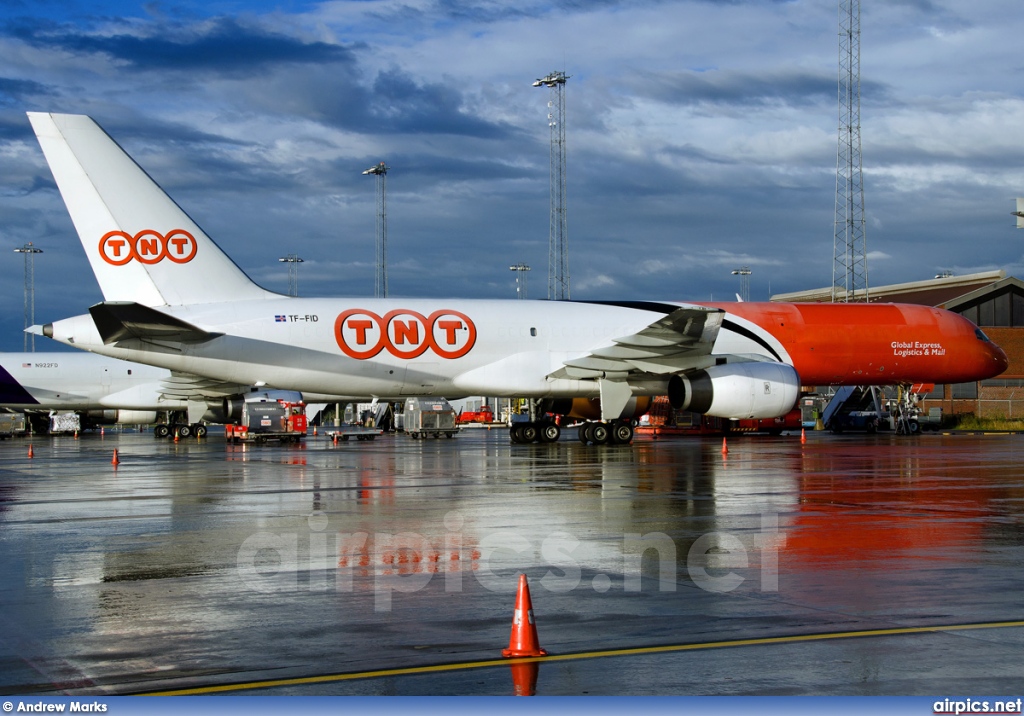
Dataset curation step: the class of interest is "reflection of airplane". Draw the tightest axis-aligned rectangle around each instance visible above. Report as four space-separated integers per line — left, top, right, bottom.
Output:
0 351 290 437
28 112 1009 446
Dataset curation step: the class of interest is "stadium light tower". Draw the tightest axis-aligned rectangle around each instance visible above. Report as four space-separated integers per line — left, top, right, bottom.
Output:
731 266 751 302
13 242 43 351
278 254 304 297
533 71 569 300
363 162 389 298
509 263 531 299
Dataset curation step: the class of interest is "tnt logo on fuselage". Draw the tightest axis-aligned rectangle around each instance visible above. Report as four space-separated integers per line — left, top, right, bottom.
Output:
99 229 198 265
335 309 476 360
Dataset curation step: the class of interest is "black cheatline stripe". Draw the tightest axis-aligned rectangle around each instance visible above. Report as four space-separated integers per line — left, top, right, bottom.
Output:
572 300 681 315
721 319 783 362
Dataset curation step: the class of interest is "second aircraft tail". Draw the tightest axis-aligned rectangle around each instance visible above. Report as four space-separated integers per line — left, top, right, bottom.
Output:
29 112 277 306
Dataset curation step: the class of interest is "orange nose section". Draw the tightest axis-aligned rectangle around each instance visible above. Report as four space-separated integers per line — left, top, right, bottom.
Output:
989 342 1010 378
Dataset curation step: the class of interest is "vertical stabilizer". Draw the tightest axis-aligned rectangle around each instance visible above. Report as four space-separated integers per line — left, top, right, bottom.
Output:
28 112 277 306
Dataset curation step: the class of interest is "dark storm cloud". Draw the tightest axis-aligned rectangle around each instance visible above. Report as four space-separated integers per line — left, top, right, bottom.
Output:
254 65 522 139
6 16 357 76
630 68 889 108
0 77 52 105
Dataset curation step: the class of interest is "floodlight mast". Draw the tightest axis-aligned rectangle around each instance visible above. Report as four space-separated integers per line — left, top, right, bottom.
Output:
731 266 752 302
533 71 570 301
278 254 304 297
363 162 389 298
832 0 869 303
13 242 43 351
509 263 531 299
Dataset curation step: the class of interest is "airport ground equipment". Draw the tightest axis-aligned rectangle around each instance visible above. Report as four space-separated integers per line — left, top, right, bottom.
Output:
457 404 495 424
0 412 27 438
49 412 81 435
328 425 382 442
225 391 307 444
402 397 459 439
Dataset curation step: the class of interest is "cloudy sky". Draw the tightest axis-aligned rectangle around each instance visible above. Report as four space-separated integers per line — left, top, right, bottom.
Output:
1 0 1023 351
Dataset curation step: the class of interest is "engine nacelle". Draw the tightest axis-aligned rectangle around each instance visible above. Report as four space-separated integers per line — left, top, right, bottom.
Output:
671 362 800 419
85 409 158 424
202 397 245 424
548 396 652 422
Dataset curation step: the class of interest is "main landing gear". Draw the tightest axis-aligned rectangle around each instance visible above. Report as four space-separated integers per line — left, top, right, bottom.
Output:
509 420 561 444
508 419 635 445
576 420 634 446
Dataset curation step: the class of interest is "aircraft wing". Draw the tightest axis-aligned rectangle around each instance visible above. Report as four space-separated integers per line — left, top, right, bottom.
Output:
551 305 726 380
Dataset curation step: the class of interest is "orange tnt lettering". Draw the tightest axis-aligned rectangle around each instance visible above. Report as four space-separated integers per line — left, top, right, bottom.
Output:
392 320 419 345
347 319 374 345
108 239 126 256
137 237 159 256
437 320 463 345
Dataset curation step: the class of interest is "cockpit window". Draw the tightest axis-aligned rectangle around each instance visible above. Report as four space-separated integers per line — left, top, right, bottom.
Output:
975 328 991 342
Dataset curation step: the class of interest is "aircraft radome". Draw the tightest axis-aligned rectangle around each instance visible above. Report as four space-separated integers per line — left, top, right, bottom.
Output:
26 112 1008 445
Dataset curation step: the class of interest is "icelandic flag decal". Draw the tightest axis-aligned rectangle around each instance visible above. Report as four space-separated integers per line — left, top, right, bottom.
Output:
275 315 287 322
22 363 31 368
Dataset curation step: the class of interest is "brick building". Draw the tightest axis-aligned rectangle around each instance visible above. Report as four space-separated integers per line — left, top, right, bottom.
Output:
772 270 1024 419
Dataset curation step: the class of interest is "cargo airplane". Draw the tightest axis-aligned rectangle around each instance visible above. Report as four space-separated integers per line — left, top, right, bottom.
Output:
27 112 1008 445
0 351 305 437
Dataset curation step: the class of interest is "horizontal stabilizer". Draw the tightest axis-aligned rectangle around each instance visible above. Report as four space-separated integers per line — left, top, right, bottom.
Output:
89 302 221 345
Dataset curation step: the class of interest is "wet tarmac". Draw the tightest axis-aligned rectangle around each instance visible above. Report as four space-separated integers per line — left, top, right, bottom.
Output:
1 427 1023 696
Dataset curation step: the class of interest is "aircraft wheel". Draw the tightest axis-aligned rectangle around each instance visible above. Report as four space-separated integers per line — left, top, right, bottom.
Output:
577 422 593 444
177 424 192 439
610 421 634 444
519 423 539 443
154 424 170 439
194 424 208 438
538 422 560 443
590 422 610 445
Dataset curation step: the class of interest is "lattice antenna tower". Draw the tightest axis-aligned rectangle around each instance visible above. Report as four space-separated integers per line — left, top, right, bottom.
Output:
363 162 389 298
832 0 869 303
534 71 570 300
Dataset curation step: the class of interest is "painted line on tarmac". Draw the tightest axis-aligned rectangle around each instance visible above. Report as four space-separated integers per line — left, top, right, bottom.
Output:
139 619 1024 695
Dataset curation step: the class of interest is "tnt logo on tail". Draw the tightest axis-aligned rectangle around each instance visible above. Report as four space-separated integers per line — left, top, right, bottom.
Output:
99 229 198 265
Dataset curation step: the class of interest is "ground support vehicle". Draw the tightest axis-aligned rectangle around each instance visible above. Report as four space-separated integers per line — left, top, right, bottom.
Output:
328 425 383 442
0 412 27 438
225 392 307 444
403 397 459 439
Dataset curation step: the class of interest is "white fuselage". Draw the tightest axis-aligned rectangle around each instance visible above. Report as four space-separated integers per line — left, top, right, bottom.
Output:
0 352 181 411
45 298 788 401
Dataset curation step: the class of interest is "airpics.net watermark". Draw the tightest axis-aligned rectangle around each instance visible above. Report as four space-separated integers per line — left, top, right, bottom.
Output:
236 510 785 611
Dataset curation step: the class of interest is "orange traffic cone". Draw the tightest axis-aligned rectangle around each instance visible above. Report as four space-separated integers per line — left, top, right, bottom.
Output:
100 427 105 437
721 437 728 454
332 433 338 445
111 449 120 466
74 430 79 439
502 574 547 658
173 431 179 443
509 660 539 696
800 428 806 444
27 444 34 458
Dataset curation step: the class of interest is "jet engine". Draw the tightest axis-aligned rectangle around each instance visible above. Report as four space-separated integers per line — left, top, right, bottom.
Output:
669 362 800 420
550 396 653 422
86 409 159 424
